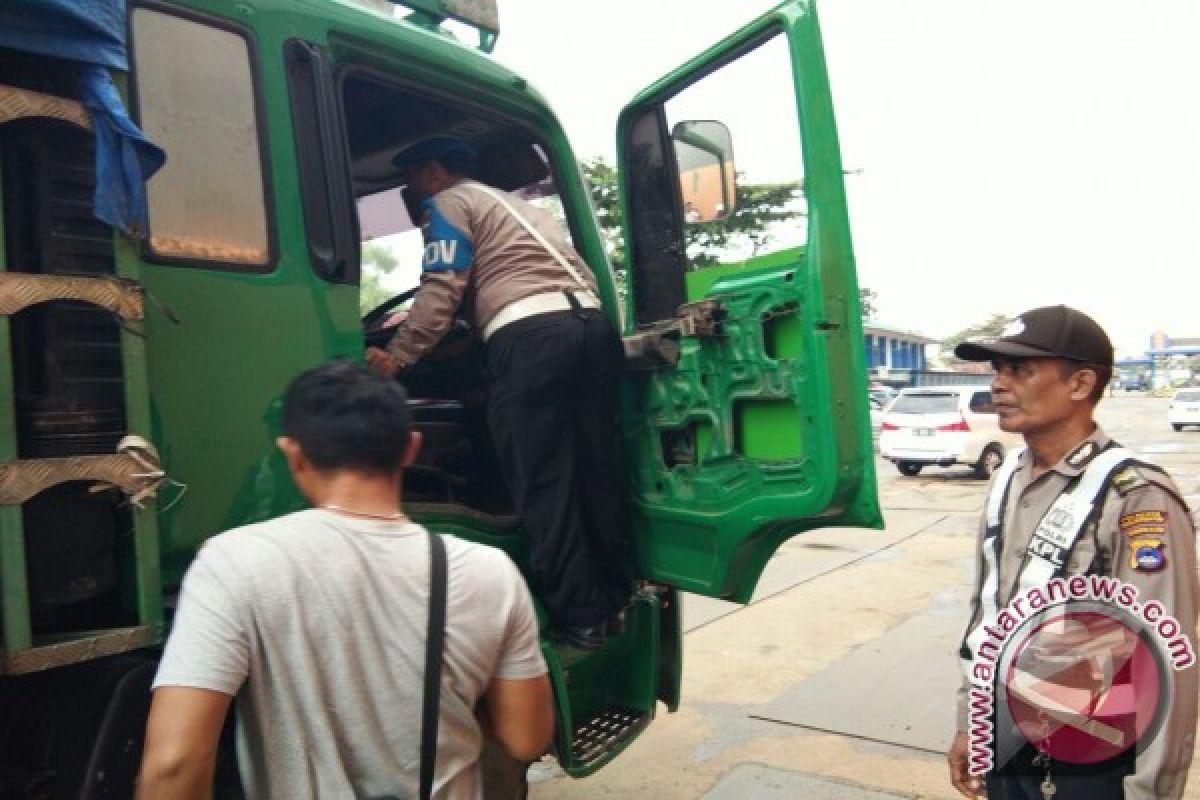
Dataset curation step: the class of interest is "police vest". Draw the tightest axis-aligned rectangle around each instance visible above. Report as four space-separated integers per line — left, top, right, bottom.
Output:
959 443 1139 680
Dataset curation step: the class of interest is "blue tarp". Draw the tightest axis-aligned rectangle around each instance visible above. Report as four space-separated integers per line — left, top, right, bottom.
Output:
0 0 165 237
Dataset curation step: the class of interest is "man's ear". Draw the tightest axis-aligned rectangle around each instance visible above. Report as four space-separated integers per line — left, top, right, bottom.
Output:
1068 367 1098 402
401 431 423 469
276 436 307 475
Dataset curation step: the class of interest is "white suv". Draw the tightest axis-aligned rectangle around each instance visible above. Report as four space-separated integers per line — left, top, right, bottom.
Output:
879 386 1022 478
1168 388 1200 431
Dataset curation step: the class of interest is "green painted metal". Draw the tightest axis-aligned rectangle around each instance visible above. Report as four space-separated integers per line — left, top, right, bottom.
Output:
0 157 32 657
113 230 164 638
545 591 660 777
616 0 882 603
140 0 619 587
0 0 879 778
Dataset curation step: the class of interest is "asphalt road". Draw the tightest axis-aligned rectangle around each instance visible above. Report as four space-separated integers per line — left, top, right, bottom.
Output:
529 394 1200 799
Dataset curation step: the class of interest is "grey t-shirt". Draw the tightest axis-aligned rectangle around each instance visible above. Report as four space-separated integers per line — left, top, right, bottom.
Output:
153 509 547 799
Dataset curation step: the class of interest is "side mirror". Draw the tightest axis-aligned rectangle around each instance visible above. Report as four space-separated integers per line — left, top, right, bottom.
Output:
670 120 736 224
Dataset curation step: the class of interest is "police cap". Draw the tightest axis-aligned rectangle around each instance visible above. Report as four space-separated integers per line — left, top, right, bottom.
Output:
954 305 1114 367
392 136 479 171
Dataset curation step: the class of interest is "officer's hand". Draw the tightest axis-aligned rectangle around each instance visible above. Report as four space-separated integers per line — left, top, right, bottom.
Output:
366 347 401 378
948 732 986 798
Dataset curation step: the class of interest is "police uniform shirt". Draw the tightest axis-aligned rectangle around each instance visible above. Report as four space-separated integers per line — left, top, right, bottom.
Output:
956 427 1199 800
386 180 600 369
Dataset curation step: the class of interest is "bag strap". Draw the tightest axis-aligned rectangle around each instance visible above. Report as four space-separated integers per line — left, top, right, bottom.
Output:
420 532 447 800
464 181 598 301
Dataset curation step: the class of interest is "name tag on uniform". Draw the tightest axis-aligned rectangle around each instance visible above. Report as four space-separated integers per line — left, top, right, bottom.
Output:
1029 496 1094 569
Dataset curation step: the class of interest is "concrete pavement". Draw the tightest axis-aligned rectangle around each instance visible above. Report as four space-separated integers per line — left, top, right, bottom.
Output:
529 395 1200 799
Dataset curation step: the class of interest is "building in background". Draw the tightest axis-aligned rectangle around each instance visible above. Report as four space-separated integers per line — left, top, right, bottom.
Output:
862 322 989 388
1145 332 1200 389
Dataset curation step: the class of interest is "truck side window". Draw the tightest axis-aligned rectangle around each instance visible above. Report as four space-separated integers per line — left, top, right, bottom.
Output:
664 32 807 274
132 8 272 269
624 30 809 326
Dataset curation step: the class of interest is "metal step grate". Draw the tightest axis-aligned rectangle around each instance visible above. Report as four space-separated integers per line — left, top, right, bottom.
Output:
570 706 647 768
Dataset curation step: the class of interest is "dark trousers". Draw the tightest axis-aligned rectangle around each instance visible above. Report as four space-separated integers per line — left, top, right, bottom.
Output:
484 309 632 628
987 743 1133 799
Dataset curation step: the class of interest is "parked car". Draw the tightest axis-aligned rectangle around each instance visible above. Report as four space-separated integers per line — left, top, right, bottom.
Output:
879 386 1022 478
869 396 884 438
868 385 898 409
1168 388 1200 431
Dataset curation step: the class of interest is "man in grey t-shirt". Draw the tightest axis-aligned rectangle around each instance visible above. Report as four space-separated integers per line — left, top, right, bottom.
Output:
137 361 553 799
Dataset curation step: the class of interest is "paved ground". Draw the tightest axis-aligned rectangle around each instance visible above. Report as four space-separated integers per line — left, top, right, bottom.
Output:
529 394 1200 799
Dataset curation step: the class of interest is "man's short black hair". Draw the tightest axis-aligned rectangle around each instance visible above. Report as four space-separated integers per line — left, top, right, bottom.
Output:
282 360 412 474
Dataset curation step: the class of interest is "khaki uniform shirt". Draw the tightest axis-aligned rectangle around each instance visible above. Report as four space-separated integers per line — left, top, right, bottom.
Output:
956 427 1198 799
386 180 599 368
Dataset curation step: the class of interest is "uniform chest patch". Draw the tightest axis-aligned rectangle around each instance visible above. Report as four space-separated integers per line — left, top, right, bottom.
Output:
1129 537 1167 572
1119 509 1167 538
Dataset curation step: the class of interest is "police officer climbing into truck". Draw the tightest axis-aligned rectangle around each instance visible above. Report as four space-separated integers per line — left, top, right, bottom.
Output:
367 137 632 649
947 305 1198 800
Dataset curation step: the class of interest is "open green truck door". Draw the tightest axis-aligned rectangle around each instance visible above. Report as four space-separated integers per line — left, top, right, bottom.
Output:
618 0 882 603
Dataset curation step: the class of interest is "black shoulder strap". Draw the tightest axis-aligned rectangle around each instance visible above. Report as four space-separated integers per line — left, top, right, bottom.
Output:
420 532 447 800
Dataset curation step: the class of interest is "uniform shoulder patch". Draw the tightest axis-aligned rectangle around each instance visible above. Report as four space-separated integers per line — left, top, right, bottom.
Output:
1111 466 1150 496
1119 509 1167 538
418 198 474 273
1129 537 1167 572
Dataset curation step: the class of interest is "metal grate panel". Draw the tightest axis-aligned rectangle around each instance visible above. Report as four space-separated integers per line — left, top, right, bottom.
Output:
570 706 647 768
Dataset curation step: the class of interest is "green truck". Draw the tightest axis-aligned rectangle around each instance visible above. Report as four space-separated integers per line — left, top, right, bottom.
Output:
0 0 880 795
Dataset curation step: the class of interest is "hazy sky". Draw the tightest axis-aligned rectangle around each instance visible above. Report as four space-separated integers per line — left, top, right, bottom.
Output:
491 1 1200 358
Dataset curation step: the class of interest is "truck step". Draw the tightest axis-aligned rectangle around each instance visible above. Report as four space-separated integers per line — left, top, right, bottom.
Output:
570 706 648 768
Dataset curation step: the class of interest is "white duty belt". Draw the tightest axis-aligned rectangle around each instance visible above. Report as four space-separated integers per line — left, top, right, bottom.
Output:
481 289 598 341
466 181 603 341
959 444 1135 682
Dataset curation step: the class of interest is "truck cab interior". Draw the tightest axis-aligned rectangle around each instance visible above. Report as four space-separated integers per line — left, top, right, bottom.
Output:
338 69 578 524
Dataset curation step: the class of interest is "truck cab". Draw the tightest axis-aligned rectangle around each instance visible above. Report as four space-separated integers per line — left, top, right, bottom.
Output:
0 0 880 794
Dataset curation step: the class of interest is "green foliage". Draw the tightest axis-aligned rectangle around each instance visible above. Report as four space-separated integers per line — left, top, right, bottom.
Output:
360 242 401 314
580 156 874 315
942 313 1013 360
581 156 806 270
579 158 626 297
685 181 804 268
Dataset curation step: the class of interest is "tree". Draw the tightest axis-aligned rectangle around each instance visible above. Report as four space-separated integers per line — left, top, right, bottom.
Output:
578 157 626 275
359 242 401 314
685 181 804 268
941 313 1013 361
579 156 806 284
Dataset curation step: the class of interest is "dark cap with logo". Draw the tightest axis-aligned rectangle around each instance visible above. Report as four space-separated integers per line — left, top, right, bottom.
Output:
954 305 1113 367
392 136 479 171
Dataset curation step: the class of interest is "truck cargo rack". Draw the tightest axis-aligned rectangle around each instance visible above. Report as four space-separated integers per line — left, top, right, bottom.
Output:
0 80 163 676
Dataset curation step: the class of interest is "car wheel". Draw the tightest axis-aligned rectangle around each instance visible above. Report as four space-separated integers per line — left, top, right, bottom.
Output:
974 444 1004 480
1173 424 1184 432
896 461 922 477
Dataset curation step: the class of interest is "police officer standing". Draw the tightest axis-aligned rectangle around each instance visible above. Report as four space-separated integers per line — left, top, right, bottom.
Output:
946 306 1198 799
366 137 631 649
